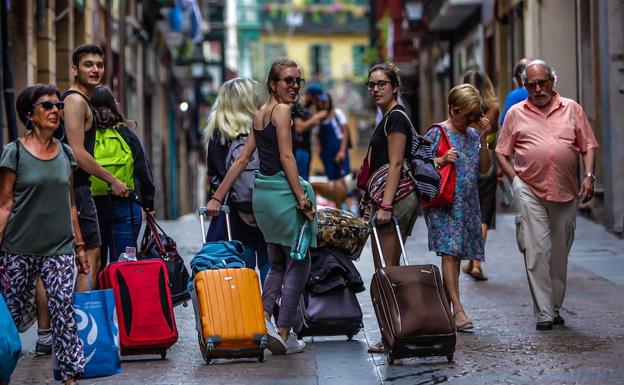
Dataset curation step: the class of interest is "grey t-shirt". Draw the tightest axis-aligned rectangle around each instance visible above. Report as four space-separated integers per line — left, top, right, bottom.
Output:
0 140 78 256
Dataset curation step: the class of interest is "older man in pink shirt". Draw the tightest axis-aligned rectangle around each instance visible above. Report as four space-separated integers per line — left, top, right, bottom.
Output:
496 60 598 331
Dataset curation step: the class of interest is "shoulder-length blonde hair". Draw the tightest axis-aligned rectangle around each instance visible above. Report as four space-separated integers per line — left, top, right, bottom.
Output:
459 69 497 113
205 78 259 144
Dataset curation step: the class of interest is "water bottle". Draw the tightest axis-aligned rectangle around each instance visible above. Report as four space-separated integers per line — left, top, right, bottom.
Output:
118 246 137 262
290 221 309 261
125 246 137 261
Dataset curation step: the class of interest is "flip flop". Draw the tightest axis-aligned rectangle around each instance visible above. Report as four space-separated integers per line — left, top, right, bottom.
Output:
454 310 474 332
367 341 384 353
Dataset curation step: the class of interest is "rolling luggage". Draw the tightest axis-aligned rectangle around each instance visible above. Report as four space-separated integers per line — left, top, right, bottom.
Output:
296 286 363 340
98 259 178 358
370 216 456 364
190 206 267 364
295 246 364 339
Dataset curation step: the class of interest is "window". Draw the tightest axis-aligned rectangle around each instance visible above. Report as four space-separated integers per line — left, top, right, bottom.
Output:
310 44 331 81
352 45 366 78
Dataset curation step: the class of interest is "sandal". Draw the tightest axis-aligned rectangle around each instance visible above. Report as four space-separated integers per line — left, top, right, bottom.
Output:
454 310 474 332
367 341 384 353
469 267 488 281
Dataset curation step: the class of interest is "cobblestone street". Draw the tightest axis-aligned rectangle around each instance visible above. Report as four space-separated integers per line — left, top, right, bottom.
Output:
12 212 624 384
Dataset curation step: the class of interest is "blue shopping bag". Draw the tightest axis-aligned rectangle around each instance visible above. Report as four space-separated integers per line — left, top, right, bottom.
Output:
0 293 21 384
54 286 122 380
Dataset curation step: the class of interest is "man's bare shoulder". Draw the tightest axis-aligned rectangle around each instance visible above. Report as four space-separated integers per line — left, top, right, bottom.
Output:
63 91 89 106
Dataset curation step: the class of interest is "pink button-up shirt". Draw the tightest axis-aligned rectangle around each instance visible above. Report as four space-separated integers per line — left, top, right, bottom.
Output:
496 92 598 202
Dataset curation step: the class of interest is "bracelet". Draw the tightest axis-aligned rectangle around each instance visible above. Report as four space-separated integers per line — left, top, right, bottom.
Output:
210 196 223 204
379 203 393 211
74 241 86 250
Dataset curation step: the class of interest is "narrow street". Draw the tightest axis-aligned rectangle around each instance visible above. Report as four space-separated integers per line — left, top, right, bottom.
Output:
12 211 624 384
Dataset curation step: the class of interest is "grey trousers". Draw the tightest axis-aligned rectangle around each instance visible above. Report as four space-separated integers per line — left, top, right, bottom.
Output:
513 177 577 322
262 243 311 329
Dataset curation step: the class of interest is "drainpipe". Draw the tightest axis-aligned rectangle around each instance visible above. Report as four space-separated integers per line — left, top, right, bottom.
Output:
168 94 178 219
1 0 18 141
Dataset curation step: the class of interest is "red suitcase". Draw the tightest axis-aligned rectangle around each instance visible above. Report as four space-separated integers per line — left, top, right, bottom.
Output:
370 216 456 364
99 259 178 358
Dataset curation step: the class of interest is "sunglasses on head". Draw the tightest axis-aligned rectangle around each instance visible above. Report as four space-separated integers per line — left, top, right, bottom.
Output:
279 76 305 87
31 101 65 111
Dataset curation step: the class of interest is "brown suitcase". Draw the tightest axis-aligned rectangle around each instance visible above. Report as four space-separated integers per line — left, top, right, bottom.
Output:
369 216 456 364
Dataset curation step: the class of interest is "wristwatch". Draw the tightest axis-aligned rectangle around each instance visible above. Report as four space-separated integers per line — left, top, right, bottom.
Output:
584 172 596 182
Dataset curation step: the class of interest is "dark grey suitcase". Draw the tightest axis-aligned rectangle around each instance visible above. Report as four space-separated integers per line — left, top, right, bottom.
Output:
370 216 456 364
296 286 363 339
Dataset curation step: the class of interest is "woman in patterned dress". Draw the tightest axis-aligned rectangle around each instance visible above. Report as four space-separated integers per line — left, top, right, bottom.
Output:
423 84 490 332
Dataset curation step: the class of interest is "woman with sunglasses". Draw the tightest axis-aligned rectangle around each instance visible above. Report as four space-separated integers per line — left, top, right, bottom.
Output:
459 69 500 282
0 84 88 385
422 84 491 332
206 58 316 355
363 63 420 354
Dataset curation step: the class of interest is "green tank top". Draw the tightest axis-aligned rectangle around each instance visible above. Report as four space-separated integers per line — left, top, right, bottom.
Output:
0 141 78 256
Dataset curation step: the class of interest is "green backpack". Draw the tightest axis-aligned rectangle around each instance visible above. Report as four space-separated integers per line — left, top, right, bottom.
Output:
90 124 135 196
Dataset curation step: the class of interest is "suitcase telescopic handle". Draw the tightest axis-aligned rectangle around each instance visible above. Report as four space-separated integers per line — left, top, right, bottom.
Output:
370 215 409 267
198 205 231 243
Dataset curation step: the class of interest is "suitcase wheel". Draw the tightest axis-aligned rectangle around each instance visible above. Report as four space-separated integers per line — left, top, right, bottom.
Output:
447 353 454 362
203 356 212 364
160 351 167 360
346 334 353 340
385 346 395 365
182 301 189 308
257 351 265 362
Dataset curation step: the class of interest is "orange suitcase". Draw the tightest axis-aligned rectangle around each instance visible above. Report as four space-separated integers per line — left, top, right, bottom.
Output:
191 207 267 363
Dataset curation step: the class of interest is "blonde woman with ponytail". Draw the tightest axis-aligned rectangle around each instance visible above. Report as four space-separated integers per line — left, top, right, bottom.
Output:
204 78 270 284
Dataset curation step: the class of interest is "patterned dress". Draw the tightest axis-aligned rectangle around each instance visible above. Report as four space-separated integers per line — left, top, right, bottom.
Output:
423 125 485 261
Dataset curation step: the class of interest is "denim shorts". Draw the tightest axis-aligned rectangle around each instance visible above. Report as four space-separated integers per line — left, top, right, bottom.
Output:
75 185 101 248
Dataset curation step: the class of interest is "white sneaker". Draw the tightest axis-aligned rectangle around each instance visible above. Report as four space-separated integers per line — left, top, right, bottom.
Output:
284 331 306 354
265 319 287 355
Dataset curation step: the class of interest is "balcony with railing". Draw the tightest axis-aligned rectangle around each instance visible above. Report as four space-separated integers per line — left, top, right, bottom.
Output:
259 0 369 34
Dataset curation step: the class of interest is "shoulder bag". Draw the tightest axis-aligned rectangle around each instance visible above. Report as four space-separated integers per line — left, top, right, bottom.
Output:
419 124 455 208
385 109 441 202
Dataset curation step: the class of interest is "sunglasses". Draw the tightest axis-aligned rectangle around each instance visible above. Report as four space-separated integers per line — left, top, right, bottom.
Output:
454 107 482 122
31 101 65 111
524 78 551 90
464 110 483 122
279 77 305 87
366 80 392 91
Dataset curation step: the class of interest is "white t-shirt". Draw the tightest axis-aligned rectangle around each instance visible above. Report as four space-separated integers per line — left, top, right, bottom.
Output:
314 108 347 140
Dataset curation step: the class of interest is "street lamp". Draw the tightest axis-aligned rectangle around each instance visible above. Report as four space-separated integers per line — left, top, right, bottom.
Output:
189 46 213 148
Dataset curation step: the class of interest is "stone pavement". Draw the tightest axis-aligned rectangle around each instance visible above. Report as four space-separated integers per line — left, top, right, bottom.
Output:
11 212 624 384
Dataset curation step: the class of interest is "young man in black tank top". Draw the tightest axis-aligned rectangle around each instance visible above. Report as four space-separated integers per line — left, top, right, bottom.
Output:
63 45 129 293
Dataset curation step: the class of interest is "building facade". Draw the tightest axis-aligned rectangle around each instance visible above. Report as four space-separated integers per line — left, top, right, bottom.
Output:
0 0 211 219
412 0 624 233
